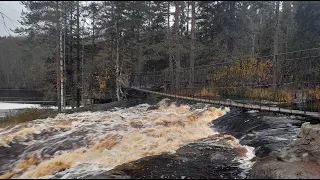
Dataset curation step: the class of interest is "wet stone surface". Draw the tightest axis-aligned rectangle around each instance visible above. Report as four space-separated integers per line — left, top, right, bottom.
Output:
212 108 306 158
211 108 320 179
248 122 320 179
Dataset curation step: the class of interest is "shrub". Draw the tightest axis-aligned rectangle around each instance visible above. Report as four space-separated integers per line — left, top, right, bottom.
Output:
244 88 293 103
307 85 320 100
212 58 272 86
193 87 219 97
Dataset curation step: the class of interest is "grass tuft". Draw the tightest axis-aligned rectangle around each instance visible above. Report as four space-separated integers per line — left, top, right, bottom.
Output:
0 109 58 129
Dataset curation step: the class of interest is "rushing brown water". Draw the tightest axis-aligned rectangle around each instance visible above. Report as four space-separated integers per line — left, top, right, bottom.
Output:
0 99 255 179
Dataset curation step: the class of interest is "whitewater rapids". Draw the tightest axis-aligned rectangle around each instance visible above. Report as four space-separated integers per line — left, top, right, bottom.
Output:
0 99 255 179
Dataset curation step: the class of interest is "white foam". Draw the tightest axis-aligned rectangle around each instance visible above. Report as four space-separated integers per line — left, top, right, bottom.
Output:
233 145 256 178
246 110 259 114
274 137 288 141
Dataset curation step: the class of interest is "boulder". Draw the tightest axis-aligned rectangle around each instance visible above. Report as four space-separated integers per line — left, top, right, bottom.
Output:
278 122 320 165
249 122 320 179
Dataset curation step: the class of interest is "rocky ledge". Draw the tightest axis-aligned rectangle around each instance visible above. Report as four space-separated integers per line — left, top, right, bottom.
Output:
249 122 320 179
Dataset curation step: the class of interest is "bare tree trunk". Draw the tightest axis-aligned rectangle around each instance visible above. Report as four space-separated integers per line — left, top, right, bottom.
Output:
63 1 67 108
251 34 255 58
115 20 120 101
283 1 292 59
285 22 289 59
174 1 180 38
257 6 263 53
175 53 181 90
227 1 236 56
248 15 255 58
60 20 64 110
174 1 181 90
56 1 61 112
180 2 185 36
69 2 75 109
81 28 84 104
285 28 288 58
110 30 114 96
148 1 151 30
167 1 174 92
136 10 142 74
89 3 96 105
76 1 80 108
187 1 190 35
113 3 120 101
272 1 280 88
189 1 195 88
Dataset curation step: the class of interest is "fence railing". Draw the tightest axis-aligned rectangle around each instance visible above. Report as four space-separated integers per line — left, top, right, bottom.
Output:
130 47 320 115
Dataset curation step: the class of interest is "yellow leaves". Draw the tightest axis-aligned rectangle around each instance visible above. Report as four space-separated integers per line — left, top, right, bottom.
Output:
306 85 320 100
315 86 320 100
212 58 271 82
99 80 106 89
244 88 293 103
193 87 219 97
194 57 295 103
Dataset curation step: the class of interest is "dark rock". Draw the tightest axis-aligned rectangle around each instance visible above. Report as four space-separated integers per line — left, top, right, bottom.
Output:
212 108 305 158
125 89 147 99
249 122 320 179
93 98 113 104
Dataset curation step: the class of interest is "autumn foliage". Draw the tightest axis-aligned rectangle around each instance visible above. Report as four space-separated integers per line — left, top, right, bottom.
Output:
191 58 293 103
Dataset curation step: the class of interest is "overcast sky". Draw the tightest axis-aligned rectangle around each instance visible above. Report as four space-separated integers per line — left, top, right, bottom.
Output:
0 1 180 37
0 1 25 37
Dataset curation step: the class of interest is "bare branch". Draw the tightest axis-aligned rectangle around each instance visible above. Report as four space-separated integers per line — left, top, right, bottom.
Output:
0 4 20 13
0 5 19 36
0 11 11 35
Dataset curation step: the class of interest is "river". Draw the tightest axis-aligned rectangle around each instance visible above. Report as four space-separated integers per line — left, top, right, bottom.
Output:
0 99 310 179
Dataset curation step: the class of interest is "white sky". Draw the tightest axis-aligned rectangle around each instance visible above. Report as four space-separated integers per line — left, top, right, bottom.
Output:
0 1 186 37
0 1 25 37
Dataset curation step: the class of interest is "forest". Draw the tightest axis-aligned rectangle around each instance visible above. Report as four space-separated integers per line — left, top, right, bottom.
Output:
1 1 320 111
